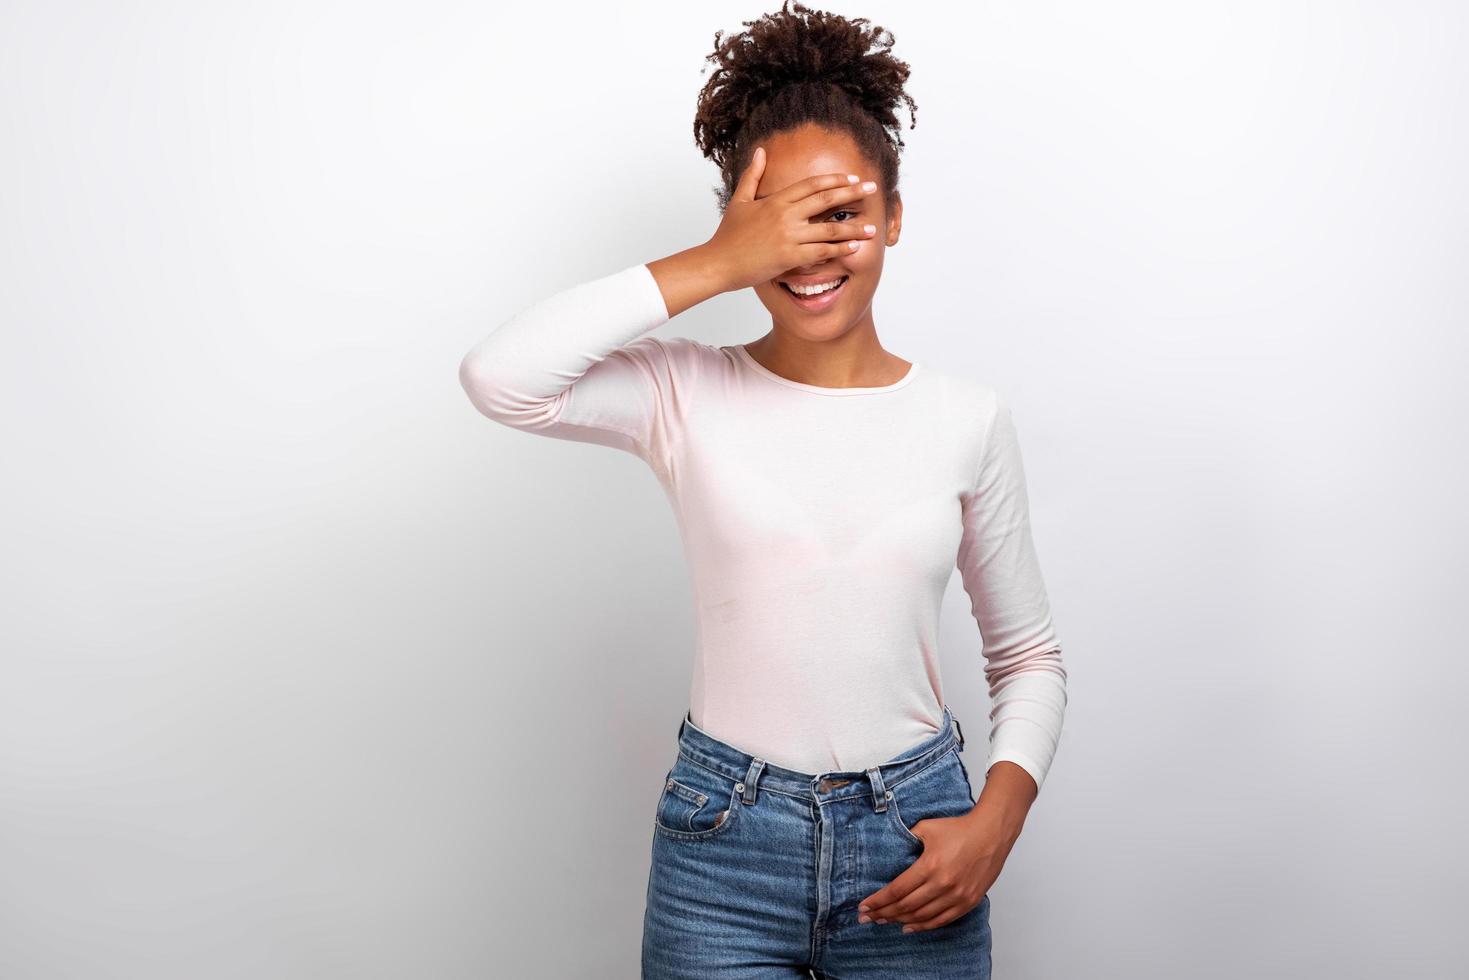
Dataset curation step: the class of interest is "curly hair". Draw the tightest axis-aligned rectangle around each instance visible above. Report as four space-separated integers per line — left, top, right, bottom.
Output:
693 1 919 213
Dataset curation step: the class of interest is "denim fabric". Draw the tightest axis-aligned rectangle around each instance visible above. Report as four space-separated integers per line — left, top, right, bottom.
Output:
642 705 992 978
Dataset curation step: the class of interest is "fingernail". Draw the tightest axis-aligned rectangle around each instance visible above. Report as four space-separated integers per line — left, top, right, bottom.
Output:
847 174 859 183
863 224 876 235
862 181 877 192
858 915 870 924
858 905 869 912
902 926 915 934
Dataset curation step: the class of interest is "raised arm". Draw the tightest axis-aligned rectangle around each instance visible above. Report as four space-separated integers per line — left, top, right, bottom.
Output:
956 390 1069 811
459 259 679 469
459 148 889 467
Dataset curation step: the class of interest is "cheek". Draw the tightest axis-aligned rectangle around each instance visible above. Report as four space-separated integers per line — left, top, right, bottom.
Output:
854 226 885 259
848 239 884 278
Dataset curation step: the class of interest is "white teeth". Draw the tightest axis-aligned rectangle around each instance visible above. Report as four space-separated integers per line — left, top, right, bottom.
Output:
786 277 845 296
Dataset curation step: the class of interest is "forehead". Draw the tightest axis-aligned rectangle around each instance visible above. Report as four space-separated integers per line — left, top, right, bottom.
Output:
753 125 875 201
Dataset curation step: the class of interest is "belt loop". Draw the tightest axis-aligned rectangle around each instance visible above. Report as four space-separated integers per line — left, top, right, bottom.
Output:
955 716 965 750
739 758 765 804
866 766 889 812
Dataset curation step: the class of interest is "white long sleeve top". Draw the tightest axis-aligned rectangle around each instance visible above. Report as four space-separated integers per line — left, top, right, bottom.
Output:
460 262 1068 791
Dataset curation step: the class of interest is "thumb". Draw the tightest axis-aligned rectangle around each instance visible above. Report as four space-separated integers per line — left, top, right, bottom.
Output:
731 145 765 203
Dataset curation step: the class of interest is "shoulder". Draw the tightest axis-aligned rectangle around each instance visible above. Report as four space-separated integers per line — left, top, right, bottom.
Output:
619 335 736 386
632 334 723 362
914 364 1007 432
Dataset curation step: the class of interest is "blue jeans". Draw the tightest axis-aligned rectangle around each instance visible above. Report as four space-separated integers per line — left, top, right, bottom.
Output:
642 705 992 978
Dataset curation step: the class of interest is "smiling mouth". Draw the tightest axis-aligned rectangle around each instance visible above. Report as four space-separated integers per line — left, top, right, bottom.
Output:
778 275 849 310
781 276 852 295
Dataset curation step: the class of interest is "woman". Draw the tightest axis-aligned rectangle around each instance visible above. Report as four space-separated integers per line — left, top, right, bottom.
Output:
459 3 1067 976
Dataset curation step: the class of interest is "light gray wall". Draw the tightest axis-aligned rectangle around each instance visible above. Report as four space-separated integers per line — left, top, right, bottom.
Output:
2 1 1463 977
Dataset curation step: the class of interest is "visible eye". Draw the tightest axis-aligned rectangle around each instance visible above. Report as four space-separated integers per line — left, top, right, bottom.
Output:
822 209 858 223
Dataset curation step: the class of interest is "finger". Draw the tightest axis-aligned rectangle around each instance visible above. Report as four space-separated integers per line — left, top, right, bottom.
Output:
859 861 927 918
901 902 967 934
790 177 879 219
730 145 766 203
772 170 863 208
793 219 878 245
792 239 866 266
863 866 941 921
894 891 955 927
872 878 944 923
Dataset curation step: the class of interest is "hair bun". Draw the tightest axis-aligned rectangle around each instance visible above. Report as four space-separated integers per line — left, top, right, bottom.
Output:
694 1 917 173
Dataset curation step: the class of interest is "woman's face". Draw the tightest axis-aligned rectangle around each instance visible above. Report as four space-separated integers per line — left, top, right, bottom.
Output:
748 124 903 343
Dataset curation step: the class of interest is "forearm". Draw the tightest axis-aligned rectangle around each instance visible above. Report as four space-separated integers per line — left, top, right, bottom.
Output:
969 760 1036 841
646 242 735 319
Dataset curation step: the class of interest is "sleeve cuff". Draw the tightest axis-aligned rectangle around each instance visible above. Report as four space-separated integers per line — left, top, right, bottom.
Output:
984 750 1051 795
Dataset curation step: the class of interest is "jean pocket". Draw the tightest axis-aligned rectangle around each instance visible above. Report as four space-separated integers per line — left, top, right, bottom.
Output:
887 748 974 849
653 756 741 841
954 748 976 803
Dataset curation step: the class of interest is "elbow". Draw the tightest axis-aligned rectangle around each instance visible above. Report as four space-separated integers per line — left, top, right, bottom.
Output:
984 641 1068 690
458 346 500 419
457 344 563 431
458 344 524 424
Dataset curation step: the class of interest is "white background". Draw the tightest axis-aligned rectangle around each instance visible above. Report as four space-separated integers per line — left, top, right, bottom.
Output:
2 1 1464 977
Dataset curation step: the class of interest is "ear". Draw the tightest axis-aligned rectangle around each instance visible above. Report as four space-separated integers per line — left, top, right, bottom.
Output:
886 193 903 246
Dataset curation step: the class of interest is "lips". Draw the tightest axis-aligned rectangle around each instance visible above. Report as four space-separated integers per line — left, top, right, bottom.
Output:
778 275 849 313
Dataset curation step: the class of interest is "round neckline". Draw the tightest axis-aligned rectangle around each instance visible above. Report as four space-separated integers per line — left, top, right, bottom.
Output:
732 343 921 396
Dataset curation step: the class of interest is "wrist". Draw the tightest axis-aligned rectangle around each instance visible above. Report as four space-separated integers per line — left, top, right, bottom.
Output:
691 240 738 295
972 761 1036 837
971 795 1027 842
647 244 735 319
